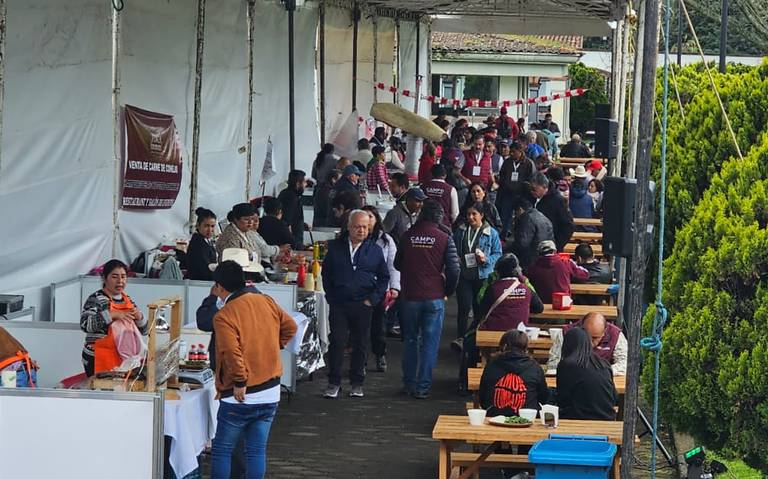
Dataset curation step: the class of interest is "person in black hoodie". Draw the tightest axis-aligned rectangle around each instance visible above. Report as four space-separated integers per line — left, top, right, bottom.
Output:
530 172 574 251
556 327 617 420
186 207 218 281
258 197 294 247
479 330 550 416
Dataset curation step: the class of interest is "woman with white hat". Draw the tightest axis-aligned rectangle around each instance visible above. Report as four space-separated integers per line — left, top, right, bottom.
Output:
568 166 594 219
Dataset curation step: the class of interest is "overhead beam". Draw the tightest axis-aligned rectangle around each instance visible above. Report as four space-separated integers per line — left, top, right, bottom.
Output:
432 14 615 36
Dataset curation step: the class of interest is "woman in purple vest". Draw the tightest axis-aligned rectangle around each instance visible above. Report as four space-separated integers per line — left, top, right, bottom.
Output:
458 253 542 392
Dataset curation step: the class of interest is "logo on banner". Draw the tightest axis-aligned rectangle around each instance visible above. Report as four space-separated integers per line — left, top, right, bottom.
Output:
121 105 183 210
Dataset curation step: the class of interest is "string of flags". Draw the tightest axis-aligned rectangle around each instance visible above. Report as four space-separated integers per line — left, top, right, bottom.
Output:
371 81 587 108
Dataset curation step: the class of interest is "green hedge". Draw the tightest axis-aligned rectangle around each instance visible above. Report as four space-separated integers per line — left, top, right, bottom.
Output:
568 63 608 135
645 135 768 472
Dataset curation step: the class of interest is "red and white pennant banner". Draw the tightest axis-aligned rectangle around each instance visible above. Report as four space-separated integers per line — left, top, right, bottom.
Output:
373 82 587 108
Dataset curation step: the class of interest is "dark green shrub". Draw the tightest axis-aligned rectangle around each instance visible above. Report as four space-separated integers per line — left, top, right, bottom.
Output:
568 63 608 135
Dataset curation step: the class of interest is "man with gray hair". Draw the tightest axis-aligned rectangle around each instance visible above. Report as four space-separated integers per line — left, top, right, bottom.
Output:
322 210 390 398
560 133 592 158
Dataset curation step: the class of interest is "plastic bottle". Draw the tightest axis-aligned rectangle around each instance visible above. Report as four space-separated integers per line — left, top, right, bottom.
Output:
312 259 320 278
189 345 198 362
197 344 208 362
178 339 188 361
297 263 306 288
314 266 324 292
304 271 315 291
313 242 320 261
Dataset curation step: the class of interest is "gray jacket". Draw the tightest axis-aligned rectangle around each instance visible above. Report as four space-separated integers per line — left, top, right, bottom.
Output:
383 202 418 245
509 208 554 268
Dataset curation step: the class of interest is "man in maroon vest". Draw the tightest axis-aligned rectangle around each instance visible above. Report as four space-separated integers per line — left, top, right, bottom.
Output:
461 134 493 189
394 200 460 399
546 312 627 375
421 164 458 229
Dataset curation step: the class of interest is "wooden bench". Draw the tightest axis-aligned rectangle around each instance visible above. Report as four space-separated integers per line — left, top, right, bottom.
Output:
571 231 603 244
574 217 603 227
468 367 626 394
564 242 603 255
451 452 530 470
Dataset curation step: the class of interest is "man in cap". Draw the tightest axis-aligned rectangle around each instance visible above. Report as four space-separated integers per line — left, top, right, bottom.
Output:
524 240 589 304
383 187 427 244
334 164 364 196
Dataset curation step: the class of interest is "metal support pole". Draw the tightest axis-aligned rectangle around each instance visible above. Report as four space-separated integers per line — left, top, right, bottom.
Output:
245 0 255 198
0 0 6 179
677 0 683 67
620 0 661 474
414 21 421 115
351 2 359 113
614 9 631 175
720 0 728 73
395 18 400 104
287 0 296 170
319 1 326 144
610 22 622 119
373 15 378 104
190 0 206 218
111 5 122 257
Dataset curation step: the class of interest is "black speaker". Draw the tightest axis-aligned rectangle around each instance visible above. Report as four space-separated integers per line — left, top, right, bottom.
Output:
594 118 619 159
594 103 611 119
602 176 655 258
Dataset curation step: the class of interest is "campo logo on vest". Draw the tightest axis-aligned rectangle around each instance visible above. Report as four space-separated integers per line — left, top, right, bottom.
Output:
410 235 437 248
493 373 527 414
424 186 445 195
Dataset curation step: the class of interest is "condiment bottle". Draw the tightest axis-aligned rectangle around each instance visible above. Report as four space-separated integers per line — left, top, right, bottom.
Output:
312 259 320 278
297 263 306 288
189 345 198 361
304 271 315 291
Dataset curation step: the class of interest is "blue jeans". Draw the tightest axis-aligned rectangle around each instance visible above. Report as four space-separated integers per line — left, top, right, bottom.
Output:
211 401 278 479
400 299 446 394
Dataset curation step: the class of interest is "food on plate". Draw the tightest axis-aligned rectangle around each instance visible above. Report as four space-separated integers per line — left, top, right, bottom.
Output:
503 416 532 425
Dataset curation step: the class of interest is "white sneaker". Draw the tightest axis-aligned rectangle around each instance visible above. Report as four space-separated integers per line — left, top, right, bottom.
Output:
323 384 340 399
349 385 364 398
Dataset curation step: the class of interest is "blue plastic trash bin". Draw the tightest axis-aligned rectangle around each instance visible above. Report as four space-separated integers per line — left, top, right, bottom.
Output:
528 434 617 479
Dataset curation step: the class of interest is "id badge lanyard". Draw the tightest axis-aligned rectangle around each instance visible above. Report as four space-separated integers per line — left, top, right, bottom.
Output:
464 227 482 268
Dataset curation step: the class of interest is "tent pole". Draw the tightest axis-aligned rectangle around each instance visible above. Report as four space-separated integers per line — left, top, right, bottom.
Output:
110 4 122 257
319 1 326 144
414 20 420 114
626 0 646 179
190 0 206 220
395 17 400 104
0 0 5 179
620 0 661 474
373 15 378 104
351 2 359 113
245 0 255 199
287 0 296 171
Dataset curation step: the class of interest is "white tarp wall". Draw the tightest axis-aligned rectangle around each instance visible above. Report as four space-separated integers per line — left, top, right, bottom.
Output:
0 0 320 319
324 6 354 145
398 19 430 116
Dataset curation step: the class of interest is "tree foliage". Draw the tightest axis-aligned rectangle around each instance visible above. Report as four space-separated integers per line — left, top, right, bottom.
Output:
645 140 768 472
568 63 609 135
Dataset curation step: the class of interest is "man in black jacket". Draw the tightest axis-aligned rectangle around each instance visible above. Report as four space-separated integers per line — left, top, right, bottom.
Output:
321 210 390 399
530 172 574 251
573 243 612 284
277 169 307 249
258 197 294 246
508 197 554 268
496 147 537 237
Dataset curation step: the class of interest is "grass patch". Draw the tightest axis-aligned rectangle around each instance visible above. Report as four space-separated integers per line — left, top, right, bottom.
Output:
711 454 763 478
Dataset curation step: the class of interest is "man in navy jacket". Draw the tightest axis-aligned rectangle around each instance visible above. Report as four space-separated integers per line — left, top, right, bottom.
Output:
322 210 389 399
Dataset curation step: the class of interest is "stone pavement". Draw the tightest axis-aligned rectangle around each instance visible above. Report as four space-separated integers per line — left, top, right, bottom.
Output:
265 300 467 478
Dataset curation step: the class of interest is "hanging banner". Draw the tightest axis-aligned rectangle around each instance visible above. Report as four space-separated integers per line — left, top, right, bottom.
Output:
261 136 276 183
121 105 183 210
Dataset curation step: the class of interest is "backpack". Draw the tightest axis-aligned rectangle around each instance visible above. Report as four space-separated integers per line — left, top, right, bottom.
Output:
497 117 512 139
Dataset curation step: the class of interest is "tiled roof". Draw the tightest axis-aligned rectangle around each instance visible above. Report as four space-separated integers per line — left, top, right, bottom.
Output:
432 32 583 55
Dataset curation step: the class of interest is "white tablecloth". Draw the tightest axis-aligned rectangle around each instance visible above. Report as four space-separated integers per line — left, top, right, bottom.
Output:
164 385 217 478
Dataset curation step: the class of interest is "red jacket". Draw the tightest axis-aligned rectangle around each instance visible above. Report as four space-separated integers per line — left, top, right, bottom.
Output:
418 154 436 184
462 150 492 187
525 255 589 304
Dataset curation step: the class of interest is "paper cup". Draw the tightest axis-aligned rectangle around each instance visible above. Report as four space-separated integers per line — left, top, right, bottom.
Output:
518 408 538 422
467 409 487 426
1 370 17 388
540 404 559 427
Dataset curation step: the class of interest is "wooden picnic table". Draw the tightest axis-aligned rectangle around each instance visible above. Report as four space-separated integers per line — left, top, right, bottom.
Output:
574 217 603 227
466 367 626 395
475 330 553 365
531 304 617 322
570 283 613 296
571 231 603 243
432 415 623 479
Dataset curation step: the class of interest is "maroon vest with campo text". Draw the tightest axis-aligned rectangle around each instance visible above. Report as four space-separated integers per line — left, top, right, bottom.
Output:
422 179 454 227
563 321 621 363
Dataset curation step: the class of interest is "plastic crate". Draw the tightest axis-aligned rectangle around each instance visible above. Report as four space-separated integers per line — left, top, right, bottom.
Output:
528 434 617 479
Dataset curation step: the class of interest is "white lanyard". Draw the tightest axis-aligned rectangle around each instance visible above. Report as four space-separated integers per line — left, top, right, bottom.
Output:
512 161 521 172
466 226 482 251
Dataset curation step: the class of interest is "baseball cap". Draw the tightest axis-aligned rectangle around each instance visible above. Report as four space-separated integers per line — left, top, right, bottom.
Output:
538 240 557 255
405 187 428 201
342 165 363 177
